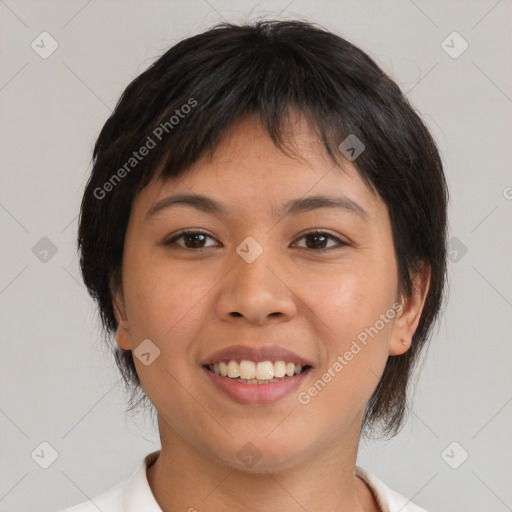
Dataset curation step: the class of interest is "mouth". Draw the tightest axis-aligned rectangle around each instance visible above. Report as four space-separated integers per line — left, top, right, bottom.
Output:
203 360 313 384
199 344 314 405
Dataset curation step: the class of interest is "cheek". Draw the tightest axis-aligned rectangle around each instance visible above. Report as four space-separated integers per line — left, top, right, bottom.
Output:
123 251 203 336
313 259 396 342
297 260 396 407
122 252 219 391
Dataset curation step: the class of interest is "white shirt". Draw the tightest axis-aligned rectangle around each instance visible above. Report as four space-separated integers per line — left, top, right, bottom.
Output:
60 451 427 512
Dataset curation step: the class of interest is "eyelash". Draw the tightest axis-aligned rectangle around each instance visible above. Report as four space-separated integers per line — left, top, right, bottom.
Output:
164 229 347 252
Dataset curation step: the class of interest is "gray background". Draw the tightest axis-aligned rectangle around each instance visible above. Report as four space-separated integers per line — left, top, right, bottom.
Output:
1 1 511 511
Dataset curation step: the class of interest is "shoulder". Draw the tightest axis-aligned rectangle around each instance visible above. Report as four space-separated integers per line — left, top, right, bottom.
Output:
58 451 161 512
356 466 428 512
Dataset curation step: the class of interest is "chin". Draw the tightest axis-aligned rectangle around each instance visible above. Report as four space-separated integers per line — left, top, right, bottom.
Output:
211 435 313 474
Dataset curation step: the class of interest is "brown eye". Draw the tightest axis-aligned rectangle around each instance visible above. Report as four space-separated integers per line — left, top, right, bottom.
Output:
165 230 219 249
164 229 346 252
293 231 346 251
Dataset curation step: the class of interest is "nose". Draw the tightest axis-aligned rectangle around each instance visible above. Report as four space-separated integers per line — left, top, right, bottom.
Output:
215 242 298 326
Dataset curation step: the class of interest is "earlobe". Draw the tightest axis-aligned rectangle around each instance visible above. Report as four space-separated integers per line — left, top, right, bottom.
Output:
389 264 431 356
115 324 132 351
111 283 132 351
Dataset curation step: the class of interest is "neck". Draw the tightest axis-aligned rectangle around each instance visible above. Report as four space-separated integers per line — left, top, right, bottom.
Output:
146 415 380 512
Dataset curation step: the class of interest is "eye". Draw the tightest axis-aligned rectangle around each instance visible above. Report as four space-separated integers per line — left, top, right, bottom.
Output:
292 230 347 251
164 230 219 249
163 229 347 251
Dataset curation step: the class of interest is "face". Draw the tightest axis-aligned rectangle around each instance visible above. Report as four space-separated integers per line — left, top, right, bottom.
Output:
113 114 428 472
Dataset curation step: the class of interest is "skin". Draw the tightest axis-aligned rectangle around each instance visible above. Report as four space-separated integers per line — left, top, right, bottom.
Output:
112 113 430 512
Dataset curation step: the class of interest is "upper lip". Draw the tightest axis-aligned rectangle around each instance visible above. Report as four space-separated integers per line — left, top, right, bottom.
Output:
200 344 314 367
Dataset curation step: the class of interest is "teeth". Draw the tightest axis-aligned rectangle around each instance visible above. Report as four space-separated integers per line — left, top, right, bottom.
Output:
239 360 256 379
256 361 273 380
227 360 240 378
207 360 308 380
274 360 286 378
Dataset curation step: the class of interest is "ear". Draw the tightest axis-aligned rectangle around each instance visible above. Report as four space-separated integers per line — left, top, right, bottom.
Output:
111 277 132 351
389 263 431 356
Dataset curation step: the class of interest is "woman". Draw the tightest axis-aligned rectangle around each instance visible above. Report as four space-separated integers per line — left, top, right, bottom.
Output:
64 19 448 511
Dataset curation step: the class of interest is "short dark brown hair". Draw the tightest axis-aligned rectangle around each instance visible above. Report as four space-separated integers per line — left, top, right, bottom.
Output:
78 19 448 438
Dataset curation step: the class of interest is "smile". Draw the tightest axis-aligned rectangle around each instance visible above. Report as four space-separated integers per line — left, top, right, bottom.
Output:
205 359 310 383
202 360 312 405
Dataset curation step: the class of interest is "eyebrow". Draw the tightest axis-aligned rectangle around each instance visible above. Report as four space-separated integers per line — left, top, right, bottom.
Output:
145 193 368 221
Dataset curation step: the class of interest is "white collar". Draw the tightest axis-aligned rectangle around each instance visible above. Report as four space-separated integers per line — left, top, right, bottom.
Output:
122 451 161 511
356 466 427 512
121 451 427 512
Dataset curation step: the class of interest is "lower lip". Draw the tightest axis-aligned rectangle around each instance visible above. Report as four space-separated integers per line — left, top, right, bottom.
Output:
202 366 311 405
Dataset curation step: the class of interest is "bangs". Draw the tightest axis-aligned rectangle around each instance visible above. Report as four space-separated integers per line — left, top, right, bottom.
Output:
94 20 396 195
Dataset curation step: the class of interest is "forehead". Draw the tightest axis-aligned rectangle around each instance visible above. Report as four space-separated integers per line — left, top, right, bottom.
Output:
133 114 381 220
193 113 343 178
